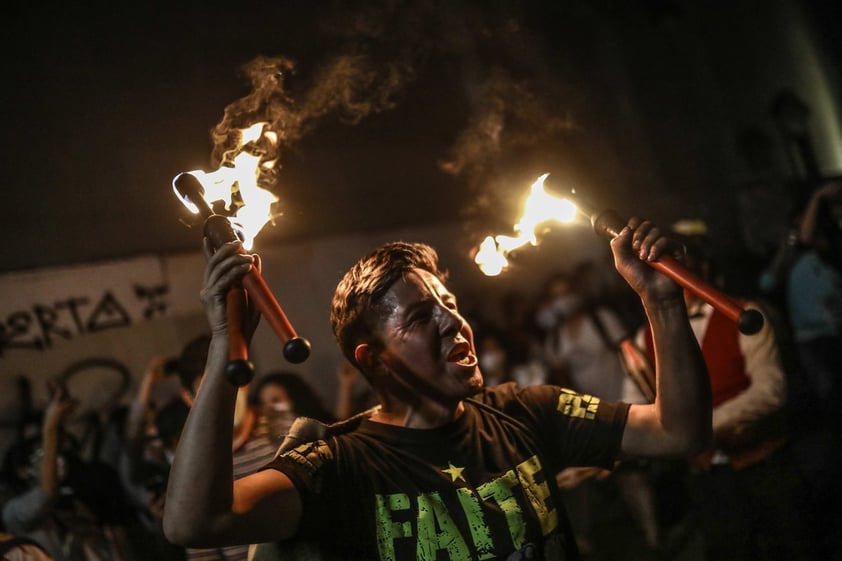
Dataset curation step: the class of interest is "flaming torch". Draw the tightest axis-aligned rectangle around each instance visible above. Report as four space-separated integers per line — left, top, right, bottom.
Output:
475 174 764 335
172 123 311 386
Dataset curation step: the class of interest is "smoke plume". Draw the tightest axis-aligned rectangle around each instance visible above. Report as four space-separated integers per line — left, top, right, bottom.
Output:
209 0 581 220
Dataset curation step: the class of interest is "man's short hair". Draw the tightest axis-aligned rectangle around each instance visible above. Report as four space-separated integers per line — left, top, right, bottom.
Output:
330 242 448 368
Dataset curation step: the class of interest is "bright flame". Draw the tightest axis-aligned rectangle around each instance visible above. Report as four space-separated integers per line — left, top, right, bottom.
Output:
173 122 279 250
474 173 579 276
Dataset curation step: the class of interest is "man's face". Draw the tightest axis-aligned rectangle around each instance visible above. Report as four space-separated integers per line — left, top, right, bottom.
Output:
371 268 483 405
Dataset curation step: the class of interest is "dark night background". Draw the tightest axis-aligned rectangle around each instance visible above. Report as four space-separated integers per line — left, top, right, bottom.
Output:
1 0 841 292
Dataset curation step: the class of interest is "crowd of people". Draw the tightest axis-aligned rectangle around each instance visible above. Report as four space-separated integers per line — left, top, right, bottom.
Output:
1 179 840 560
0 340 338 561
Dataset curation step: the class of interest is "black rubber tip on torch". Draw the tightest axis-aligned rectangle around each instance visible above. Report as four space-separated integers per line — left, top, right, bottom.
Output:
226 358 255 387
738 309 764 335
283 337 311 364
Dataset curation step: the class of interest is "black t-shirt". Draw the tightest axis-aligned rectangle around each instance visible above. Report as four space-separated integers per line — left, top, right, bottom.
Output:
266 382 629 560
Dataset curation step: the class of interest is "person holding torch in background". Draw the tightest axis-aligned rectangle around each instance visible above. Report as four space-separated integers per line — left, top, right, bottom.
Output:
163 216 711 561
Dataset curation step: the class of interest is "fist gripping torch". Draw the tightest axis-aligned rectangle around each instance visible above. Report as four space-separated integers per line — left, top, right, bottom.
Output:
174 172 311 386
582 202 764 336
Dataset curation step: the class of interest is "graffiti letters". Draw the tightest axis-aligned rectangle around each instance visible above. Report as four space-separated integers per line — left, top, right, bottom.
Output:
0 284 169 355
134 283 170 319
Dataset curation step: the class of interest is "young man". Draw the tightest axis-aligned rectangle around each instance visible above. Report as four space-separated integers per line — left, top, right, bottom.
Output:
164 217 711 560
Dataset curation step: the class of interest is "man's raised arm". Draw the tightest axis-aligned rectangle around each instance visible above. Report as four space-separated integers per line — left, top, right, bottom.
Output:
163 240 302 547
609 219 712 457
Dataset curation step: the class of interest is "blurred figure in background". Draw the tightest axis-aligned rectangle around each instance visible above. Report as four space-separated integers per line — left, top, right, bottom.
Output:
119 355 188 561
2 379 136 561
251 371 335 424
498 289 549 389
250 371 336 441
638 223 822 561
759 180 842 410
537 264 629 400
758 179 842 557
473 323 514 387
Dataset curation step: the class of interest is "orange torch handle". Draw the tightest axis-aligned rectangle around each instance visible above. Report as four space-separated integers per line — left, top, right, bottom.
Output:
173 173 309 383
241 271 298 341
203 215 311 369
648 256 761 332
591 209 764 335
225 286 256 386
227 287 251 360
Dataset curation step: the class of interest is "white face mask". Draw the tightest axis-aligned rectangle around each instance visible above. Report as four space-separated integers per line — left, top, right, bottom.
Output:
551 294 582 317
269 401 291 412
535 294 582 329
479 349 506 376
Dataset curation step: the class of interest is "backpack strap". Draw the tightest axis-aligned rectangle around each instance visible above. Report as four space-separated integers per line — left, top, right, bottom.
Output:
587 307 621 350
588 308 657 402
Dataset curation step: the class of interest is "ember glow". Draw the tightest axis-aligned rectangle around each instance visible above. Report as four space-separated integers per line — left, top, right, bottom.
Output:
172 122 279 250
474 173 579 276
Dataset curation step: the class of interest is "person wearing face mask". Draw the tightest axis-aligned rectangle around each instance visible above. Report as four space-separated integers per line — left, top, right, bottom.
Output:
534 290 582 332
537 268 630 402
474 326 513 387
250 372 336 442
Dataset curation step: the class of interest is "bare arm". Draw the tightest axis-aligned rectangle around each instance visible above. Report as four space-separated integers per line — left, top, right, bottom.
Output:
2 381 77 533
40 381 76 497
121 356 167 484
163 239 303 548
611 219 712 457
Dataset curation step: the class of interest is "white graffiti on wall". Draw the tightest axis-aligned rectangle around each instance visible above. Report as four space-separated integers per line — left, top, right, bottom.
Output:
0 255 192 356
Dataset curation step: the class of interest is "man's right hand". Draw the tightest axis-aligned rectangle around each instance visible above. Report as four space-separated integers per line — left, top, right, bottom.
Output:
610 217 685 305
200 238 255 335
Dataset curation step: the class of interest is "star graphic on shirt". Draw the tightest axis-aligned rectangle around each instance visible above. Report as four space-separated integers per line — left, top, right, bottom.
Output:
442 462 466 483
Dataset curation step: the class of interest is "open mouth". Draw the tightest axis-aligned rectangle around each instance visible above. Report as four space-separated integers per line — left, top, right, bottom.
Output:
448 343 477 367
